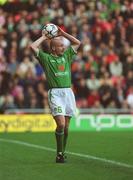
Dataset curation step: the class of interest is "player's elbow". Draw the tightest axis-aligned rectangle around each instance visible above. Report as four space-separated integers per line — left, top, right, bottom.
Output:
75 40 81 47
76 40 81 49
29 43 37 53
29 43 35 51
78 40 81 47
29 44 39 56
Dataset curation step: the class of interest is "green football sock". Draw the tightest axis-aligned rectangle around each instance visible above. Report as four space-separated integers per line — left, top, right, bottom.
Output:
63 130 68 153
55 129 64 154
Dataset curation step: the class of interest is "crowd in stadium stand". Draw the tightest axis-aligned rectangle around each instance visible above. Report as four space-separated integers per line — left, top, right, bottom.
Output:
0 0 133 112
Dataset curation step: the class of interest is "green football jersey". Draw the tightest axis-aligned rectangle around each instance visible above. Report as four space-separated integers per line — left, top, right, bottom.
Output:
37 46 76 88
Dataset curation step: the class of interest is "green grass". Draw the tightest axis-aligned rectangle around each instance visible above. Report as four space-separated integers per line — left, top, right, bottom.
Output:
0 132 133 180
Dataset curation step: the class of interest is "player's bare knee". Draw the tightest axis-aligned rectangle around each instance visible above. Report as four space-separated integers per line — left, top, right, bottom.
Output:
57 123 65 131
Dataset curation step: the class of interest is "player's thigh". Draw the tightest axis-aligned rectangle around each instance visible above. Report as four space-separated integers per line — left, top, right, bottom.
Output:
48 89 65 116
66 89 76 116
54 115 66 129
65 116 71 128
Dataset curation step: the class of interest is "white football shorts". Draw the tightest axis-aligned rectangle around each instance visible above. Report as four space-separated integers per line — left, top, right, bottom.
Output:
48 88 76 117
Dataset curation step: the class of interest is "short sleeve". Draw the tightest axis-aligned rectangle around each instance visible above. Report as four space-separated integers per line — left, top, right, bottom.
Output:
36 50 49 66
64 46 76 62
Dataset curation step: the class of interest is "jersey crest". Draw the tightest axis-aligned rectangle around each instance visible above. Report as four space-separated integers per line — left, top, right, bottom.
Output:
58 64 65 71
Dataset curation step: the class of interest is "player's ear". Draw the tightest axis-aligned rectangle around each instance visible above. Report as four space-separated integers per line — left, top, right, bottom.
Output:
51 45 55 51
50 41 55 51
53 46 55 51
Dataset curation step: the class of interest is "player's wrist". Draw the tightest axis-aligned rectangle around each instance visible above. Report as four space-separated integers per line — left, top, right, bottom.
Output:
62 31 70 39
42 35 48 40
61 31 66 36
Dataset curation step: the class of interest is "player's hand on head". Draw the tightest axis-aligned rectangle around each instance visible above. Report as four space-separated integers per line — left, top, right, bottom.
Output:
42 31 51 40
42 30 47 38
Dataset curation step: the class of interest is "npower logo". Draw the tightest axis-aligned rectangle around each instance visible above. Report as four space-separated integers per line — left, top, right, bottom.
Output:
76 114 133 131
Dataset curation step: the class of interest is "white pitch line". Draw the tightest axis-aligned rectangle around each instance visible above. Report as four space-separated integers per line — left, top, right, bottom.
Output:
0 138 133 169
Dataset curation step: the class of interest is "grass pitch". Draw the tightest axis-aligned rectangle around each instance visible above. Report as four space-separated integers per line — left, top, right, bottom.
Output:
0 132 133 180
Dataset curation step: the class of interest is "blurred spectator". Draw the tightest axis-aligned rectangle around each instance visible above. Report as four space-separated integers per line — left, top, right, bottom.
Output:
126 71 133 89
123 55 133 76
18 56 35 78
109 56 123 76
75 77 89 108
126 86 133 109
86 73 100 90
0 94 16 113
87 90 100 108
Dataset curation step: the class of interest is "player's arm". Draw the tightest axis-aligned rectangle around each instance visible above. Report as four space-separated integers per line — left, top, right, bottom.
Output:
57 26 81 52
30 33 47 56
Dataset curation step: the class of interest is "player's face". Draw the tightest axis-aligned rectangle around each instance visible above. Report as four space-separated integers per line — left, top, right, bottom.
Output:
55 41 65 56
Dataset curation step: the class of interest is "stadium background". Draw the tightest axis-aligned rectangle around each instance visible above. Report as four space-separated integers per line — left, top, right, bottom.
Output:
0 1 133 180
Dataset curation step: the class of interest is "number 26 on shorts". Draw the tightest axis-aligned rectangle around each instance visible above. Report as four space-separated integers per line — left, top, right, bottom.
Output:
54 106 62 113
